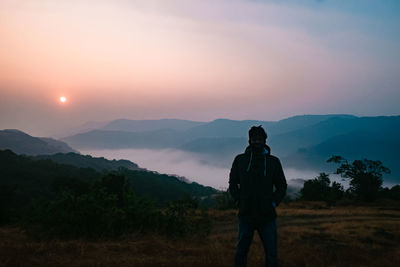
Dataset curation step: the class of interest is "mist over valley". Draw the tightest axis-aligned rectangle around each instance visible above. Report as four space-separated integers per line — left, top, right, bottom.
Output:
80 148 327 191
64 115 400 187
1 114 398 191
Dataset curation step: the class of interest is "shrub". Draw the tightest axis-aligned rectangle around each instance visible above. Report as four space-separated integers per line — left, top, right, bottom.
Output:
0 184 17 225
215 190 237 210
379 185 400 200
162 196 211 238
25 174 158 239
299 173 344 206
25 174 211 239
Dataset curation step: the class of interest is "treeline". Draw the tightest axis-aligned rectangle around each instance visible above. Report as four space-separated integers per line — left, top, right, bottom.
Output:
215 155 400 209
299 156 399 205
2 148 399 239
0 149 214 239
25 173 211 239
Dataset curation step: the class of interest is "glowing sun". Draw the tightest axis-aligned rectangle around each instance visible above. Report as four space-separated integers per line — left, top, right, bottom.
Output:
59 96 67 103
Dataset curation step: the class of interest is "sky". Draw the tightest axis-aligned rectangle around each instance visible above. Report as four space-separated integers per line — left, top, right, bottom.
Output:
1 0 399 137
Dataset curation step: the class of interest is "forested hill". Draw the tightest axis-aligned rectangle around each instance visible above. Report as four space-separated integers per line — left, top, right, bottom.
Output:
0 149 217 209
62 115 400 183
0 129 77 155
33 152 143 172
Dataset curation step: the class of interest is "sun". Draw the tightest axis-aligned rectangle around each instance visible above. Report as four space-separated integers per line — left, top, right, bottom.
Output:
59 96 67 103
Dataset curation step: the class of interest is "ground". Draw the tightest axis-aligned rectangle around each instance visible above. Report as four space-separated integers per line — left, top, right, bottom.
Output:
1 201 399 267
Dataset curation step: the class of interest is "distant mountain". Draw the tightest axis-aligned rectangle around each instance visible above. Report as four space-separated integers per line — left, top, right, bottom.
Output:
181 115 355 138
63 115 362 151
0 129 77 155
34 152 143 172
269 116 400 156
179 137 247 156
268 114 356 135
62 129 187 149
62 115 400 158
182 119 269 138
55 120 110 139
102 118 206 132
283 130 400 183
61 115 400 183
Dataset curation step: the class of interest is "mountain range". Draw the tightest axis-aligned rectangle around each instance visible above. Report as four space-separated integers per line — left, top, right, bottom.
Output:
0 129 77 155
1 114 399 184
60 115 400 183
0 129 217 197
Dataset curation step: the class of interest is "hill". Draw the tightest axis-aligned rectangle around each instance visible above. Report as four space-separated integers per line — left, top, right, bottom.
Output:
269 116 400 156
59 115 400 183
0 149 217 209
62 115 355 150
283 130 400 183
34 152 143 172
62 129 187 149
102 118 205 132
0 129 77 155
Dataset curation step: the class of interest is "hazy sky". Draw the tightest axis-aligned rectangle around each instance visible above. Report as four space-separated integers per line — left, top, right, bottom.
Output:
1 0 399 136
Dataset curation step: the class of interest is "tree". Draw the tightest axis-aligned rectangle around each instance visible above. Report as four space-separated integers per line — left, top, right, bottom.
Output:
300 172 331 201
330 181 344 200
379 185 400 200
389 185 400 200
299 173 345 205
327 156 391 202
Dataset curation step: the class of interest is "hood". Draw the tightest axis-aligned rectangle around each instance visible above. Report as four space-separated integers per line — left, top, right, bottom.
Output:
244 144 271 155
244 144 271 176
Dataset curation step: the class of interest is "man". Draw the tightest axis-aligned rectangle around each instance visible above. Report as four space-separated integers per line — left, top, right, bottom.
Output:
229 125 287 267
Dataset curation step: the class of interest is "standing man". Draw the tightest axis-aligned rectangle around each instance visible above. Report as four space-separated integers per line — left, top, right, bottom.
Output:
229 126 287 267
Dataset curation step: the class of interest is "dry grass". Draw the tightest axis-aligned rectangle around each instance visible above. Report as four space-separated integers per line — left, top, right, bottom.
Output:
1 202 399 267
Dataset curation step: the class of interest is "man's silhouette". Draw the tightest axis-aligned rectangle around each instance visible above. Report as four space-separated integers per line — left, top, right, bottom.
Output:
229 126 287 267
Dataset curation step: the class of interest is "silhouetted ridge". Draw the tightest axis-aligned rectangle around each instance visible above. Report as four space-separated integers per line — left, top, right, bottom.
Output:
61 115 400 183
34 152 143 172
0 129 77 155
0 149 217 207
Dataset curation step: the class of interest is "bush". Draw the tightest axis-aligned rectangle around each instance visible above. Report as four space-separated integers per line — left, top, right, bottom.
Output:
215 190 237 210
299 173 344 206
25 174 157 239
24 174 211 240
162 198 211 238
379 185 400 200
0 184 17 225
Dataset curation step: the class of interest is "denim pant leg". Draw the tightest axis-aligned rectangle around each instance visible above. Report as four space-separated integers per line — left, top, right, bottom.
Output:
257 219 278 267
234 218 254 267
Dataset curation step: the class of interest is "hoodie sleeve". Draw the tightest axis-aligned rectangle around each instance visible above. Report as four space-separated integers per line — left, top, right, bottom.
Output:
228 156 240 203
272 158 287 206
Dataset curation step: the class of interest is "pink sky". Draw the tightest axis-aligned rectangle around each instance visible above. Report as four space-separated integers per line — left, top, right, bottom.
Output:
1 0 399 136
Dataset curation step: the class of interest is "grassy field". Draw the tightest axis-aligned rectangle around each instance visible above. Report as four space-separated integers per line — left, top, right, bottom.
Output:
1 201 399 267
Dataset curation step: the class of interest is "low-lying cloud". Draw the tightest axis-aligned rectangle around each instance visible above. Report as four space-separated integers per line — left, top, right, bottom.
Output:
80 148 338 191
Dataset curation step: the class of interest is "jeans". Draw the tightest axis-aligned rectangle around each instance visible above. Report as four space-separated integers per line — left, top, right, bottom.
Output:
234 218 278 267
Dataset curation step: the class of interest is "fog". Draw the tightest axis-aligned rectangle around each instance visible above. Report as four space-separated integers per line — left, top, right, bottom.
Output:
80 148 349 191
81 148 230 190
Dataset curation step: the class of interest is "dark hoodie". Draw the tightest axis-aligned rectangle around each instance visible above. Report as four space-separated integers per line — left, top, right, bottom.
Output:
229 144 287 225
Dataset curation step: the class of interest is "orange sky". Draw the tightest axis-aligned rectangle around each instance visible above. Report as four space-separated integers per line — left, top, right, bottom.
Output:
0 0 399 136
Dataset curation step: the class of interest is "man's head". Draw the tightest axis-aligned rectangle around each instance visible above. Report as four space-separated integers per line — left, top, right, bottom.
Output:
248 125 267 146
